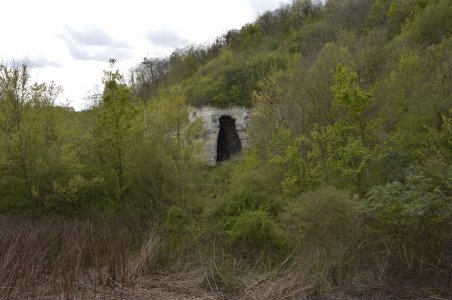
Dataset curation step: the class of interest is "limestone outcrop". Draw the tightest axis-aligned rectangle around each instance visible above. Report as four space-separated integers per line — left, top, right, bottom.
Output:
189 106 251 166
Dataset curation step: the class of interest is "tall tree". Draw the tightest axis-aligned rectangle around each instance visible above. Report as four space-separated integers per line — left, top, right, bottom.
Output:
92 59 137 209
0 62 70 212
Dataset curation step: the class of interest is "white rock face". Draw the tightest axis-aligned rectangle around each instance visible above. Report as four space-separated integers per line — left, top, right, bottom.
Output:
189 106 251 166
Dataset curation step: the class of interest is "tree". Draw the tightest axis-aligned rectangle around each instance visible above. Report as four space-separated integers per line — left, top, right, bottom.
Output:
308 64 380 196
406 0 452 45
0 62 73 212
331 63 372 144
127 86 204 215
240 23 263 58
129 57 169 100
92 59 137 209
0 63 31 196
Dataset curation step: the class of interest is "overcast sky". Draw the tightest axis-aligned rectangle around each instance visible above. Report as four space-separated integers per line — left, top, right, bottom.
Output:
0 0 290 110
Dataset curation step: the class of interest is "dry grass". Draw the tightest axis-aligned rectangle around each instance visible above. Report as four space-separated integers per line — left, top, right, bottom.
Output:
236 267 452 300
0 215 228 299
0 215 226 299
1 215 450 300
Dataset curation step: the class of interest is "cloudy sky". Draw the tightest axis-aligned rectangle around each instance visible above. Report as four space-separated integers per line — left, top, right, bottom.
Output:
0 0 290 110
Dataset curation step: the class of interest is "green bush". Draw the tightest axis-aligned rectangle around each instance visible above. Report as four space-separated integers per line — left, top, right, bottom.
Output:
407 0 452 44
282 186 361 286
219 189 281 218
364 169 450 229
362 167 452 279
0 176 30 213
227 210 286 255
183 51 288 107
213 188 286 257
157 205 198 266
283 185 359 246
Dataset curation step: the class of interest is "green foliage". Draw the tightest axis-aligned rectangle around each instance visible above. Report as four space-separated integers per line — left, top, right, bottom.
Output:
366 0 392 28
332 64 372 131
309 123 380 192
268 128 319 197
284 186 358 243
183 51 288 107
0 62 77 214
92 59 138 209
127 86 203 215
249 73 291 156
406 0 452 45
214 186 286 257
157 205 199 264
420 114 452 190
364 170 450 229
362 167 452 277
219 189 280 218
240 23 264 55
227 210 286 254
276 42 355 134
0 60 204 217
167 44 224 85
328 0 373 31
282 186 361 286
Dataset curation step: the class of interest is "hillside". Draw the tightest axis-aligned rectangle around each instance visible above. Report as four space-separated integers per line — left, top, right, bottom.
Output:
0 0 451 299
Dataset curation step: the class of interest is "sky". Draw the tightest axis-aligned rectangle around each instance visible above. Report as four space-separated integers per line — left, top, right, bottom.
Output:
0 0 291 110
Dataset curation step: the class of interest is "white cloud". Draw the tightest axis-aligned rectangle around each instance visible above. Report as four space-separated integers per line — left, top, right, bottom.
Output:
145 28 185 48
62 25 131 48
30 57 62 68
58 25 133 61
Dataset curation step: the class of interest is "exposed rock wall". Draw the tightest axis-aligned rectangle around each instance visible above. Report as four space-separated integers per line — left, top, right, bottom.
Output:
189 106 251 166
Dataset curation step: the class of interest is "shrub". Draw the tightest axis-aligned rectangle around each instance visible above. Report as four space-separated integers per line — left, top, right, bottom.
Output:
407 0 452 45
157 205 207 267
213 188 286 258
282 186 362 286
283 185 359 244
364 169 450 230
220 189 281 218
362 168 452 279
227 210 286 255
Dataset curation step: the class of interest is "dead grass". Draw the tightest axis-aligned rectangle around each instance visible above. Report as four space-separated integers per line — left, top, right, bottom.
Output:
0 215 227 299
0 215 158 299
237 269 452 300
1 215 450 300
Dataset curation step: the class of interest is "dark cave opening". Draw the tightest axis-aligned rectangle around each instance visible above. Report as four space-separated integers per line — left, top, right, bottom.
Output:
216 115 242 162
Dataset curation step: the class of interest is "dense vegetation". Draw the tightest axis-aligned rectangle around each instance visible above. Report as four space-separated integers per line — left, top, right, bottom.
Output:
1 0 451 298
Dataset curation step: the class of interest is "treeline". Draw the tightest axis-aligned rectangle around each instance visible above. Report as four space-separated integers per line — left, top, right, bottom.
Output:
1 0 452 298
0 60 203 217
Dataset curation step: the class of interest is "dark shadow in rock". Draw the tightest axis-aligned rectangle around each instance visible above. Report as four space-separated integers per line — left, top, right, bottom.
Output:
216 115 242 163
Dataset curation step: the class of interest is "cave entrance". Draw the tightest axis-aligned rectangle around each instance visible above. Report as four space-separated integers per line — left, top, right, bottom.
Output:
216 115 242 162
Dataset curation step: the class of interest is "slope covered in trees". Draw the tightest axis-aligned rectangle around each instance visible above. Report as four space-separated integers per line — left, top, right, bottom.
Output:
1 0 451 298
